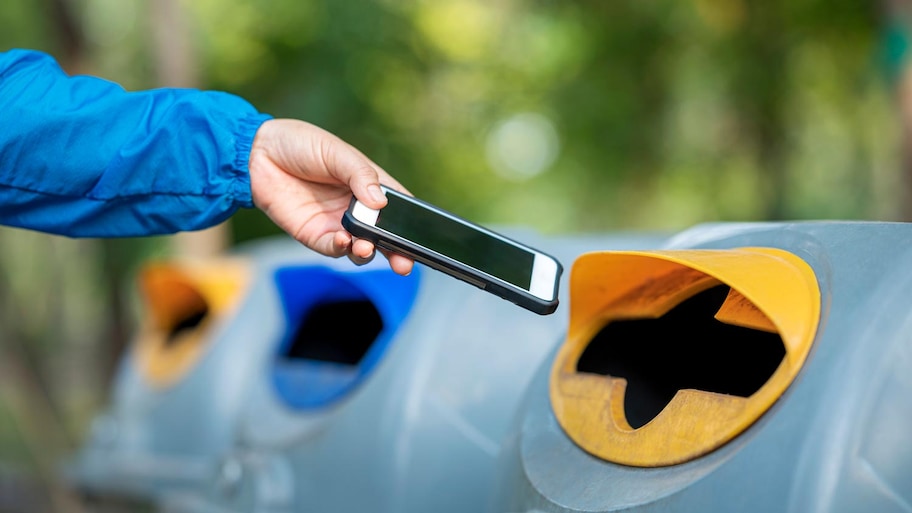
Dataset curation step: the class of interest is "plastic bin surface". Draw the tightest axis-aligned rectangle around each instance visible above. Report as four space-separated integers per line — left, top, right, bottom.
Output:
494 221 912 513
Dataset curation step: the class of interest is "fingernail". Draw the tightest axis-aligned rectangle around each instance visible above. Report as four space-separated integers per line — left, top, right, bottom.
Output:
368 184 386 204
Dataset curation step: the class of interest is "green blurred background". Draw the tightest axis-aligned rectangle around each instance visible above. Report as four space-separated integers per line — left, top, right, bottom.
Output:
0 0 909 510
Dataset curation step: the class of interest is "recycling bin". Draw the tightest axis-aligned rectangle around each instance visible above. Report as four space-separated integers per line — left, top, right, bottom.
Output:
72 221 912 513
148 229 671 513
493 221 912 513
66 236 422 503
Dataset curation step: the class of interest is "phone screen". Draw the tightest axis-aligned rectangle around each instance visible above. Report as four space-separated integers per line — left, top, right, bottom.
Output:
376 193 535 289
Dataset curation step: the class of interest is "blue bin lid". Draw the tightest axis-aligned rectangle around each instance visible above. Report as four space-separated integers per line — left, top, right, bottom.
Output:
271 265 421 409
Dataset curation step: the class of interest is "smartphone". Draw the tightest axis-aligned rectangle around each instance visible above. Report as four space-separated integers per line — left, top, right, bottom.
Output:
342 186 563 315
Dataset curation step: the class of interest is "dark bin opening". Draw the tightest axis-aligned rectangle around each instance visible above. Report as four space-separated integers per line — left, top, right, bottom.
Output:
577 285 786 429
134 261 250 388
282 299 384 366
271 265 421 409
165 306 209 348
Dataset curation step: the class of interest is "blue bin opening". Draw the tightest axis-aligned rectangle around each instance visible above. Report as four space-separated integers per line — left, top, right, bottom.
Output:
271 265 421 409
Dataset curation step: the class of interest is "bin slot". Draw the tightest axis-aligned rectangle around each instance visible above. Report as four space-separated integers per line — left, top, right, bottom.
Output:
281 299 383 366
552 248 820 466
165 306 209 348
271 265 421 409
134 259 250 388
577 285 786 429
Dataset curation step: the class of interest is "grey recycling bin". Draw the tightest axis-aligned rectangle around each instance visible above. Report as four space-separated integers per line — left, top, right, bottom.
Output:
66 236 423 503
494 221 912 513
156 228 670 513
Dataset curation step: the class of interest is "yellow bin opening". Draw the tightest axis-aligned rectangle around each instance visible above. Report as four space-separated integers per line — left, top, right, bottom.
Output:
549 248 820 467
134 258 250 388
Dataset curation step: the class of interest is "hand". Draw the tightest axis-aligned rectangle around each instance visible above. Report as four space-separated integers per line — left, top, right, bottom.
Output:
248 118 414 276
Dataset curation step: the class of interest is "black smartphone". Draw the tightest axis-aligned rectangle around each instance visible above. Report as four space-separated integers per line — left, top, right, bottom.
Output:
342 186 563 315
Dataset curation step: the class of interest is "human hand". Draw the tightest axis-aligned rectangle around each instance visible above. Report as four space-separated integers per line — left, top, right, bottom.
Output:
248 118 414 276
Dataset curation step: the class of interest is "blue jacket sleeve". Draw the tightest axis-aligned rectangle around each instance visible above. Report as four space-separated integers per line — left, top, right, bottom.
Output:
0 49 273 237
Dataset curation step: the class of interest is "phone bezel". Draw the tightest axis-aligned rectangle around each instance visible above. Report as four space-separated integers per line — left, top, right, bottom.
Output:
347 187 561 304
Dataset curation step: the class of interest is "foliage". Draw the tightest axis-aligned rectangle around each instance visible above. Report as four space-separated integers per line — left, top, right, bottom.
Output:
0 0 904 509
177 0 898 237
5 0 896 235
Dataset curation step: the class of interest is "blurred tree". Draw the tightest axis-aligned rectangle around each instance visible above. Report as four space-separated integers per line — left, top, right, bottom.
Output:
175 0 897 240
884 0 912 220
0 3 98 511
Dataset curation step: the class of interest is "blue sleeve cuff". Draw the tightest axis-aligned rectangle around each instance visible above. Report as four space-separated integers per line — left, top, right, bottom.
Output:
231 112 274 209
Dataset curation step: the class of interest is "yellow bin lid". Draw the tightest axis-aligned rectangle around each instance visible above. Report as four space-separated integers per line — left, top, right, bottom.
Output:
550 248 820 467
134 258 251 388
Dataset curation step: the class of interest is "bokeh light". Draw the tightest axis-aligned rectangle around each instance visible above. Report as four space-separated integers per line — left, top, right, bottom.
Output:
485 112 560 181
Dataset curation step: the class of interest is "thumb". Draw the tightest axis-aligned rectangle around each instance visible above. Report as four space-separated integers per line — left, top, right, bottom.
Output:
321 138 389 209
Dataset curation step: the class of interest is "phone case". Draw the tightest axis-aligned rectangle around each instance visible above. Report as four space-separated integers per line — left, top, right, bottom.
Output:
342 194 562 315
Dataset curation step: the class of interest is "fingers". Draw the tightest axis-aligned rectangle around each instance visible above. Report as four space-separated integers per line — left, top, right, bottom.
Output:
328 230 354 257
370 164 411 196
345 160 387 210
347 252 376 266
350 237 376 261
346 235 414 276
384 251 415 276
254 119 415 276
329 232 377 269
319 133 415 208
316 137 384 210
